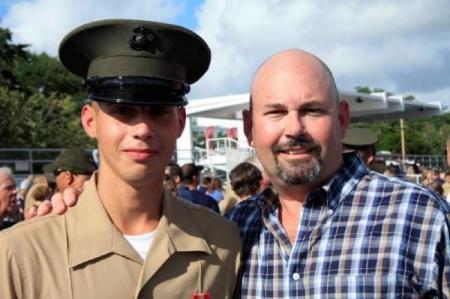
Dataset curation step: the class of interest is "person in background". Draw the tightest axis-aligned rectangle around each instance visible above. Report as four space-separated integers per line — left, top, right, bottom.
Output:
228 162 263 201
384 163 401 177
0 167 17 230
342 127 378 168
429 180 444 197
442 171 450 199
206 177 225 202
220 155 271 215
198 176 211 194
430 168 445 186
45 147 97 193
24 183 52 220
17 175 33 200
177 163 220 213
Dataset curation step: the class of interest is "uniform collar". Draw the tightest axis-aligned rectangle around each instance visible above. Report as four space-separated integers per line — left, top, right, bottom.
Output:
67 174 211 269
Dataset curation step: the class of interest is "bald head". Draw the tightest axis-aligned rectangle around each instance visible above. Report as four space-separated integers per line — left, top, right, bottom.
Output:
250 49 339 109
243 48 349 190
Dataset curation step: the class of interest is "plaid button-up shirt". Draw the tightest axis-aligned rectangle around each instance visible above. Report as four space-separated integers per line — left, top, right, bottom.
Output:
228 153 450 298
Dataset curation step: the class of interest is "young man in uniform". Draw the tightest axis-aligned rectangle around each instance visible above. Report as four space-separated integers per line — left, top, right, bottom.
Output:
0 19 240 299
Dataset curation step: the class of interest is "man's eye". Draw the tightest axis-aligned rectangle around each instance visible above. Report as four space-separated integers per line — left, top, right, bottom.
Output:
112 106 132 116
304 108 326 116
264 109 286 116
149 106 171 117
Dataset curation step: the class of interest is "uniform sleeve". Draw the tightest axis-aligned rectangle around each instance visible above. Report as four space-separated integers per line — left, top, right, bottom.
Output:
0 233 26 299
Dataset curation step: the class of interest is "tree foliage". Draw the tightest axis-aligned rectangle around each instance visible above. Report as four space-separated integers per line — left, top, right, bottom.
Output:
0 27 92 148
0 28 28 90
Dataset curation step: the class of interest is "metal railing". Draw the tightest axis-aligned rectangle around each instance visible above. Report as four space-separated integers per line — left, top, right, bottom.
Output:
0 148 63 174
379 153 446 170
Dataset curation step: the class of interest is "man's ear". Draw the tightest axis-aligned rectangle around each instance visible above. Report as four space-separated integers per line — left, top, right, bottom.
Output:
81 103 97 138
176 106 187 138
338 100 350 137
243 109 254 146
66 172 75 185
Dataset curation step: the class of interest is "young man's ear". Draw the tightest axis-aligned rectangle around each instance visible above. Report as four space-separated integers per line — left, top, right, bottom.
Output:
176 106 187 138
81 103 97 138
243 109 254 147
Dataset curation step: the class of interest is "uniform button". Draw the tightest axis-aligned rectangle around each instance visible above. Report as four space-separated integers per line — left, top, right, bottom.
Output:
328 209 334 216
292 273 300 280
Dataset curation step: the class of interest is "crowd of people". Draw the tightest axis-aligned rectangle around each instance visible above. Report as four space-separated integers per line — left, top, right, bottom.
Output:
1 18 450 298
0 153 268 228
3 148 449 231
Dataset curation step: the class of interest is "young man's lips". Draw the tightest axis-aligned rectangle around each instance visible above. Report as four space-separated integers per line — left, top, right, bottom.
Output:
124 149 157 160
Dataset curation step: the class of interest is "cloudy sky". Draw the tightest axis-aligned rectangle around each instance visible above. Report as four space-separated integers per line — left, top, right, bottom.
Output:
1 0 449 105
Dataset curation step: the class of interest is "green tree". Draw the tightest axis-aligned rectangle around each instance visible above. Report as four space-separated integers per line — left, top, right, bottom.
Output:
0 87 92 147
13 53 84 98
0 26 91 148
0 28 29 90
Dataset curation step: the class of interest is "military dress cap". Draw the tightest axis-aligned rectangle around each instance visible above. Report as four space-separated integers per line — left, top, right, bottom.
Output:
343 128 378 147
46 147 97 175
59 19 211 106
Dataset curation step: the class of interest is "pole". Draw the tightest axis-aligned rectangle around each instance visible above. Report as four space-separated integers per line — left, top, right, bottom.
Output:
400 118 406 163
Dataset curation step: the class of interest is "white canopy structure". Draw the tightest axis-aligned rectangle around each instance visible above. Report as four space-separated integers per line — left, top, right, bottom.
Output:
176 90 448 173
185 90 446 121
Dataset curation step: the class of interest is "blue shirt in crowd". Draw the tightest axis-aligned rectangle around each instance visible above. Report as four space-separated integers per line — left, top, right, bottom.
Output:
177 185 220 213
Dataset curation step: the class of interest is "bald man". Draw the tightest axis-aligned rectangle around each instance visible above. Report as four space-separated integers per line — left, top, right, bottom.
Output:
229 49 450 297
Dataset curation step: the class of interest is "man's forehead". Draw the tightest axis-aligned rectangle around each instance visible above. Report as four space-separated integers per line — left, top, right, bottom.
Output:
0 173 12 182
0 177 15 187
252 92 336 111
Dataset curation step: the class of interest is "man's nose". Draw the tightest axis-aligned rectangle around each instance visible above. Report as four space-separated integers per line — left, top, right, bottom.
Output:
132 111 155 140
285 112 305 138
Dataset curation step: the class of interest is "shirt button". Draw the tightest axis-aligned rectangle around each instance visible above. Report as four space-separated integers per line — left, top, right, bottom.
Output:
328 209 334 216
292 273 300 280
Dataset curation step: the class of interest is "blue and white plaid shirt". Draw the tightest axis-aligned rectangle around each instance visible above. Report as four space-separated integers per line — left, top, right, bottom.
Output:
228 153 450 298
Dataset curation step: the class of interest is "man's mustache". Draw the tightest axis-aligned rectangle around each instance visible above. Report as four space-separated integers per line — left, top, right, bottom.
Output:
272 136 320 153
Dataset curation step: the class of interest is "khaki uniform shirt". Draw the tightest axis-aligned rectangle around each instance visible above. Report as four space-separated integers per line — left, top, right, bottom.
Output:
0 177 241 298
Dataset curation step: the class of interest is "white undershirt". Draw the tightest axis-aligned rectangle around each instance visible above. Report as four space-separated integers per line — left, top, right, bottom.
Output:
124 230 156 260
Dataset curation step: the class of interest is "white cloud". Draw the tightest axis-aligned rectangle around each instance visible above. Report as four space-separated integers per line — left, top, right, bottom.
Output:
191 0 450 104
1 0 184 55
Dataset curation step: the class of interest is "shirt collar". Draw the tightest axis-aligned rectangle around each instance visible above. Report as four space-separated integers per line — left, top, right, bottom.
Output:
67 174 211 268
326 152 368 209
